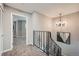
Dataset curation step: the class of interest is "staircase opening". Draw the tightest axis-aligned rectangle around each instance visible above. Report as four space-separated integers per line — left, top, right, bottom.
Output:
33 30 62 56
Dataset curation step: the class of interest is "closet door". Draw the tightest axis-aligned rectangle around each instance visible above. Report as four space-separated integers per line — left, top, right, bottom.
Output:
0 7 3 56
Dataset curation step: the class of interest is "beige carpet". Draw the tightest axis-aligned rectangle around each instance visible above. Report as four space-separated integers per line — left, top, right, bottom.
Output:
2 45 47 56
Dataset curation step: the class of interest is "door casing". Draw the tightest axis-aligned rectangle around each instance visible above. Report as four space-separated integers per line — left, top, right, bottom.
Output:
11 12 29 49
0 7 3 56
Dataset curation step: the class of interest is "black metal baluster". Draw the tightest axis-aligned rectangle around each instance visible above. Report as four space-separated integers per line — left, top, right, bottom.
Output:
33 31 62 56
33 31 35 45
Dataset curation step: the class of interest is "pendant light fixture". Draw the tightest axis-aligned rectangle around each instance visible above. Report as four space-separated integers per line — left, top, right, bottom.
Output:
56 13 66 27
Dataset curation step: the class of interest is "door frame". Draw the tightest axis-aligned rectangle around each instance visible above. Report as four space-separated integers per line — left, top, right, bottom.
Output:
0 6 3 56
11 12 29 49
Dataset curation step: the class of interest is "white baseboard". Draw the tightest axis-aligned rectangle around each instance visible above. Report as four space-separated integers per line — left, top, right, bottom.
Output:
0 51 2 56
0 48 12 56
2 48 13 53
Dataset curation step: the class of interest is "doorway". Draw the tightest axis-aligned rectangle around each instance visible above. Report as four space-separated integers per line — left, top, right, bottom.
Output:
12 14 26 49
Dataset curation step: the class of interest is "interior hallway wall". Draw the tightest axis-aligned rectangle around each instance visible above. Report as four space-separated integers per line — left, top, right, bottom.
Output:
0 4 3 55
32 12 52 31
2 6 52 51
3 6 32 51
30 12 52 45
51 12 79 56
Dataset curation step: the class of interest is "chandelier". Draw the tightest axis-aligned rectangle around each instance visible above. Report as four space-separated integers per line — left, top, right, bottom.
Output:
56 13 66 27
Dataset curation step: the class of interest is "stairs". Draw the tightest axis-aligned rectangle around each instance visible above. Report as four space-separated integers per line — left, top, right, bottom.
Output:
33 31 62 56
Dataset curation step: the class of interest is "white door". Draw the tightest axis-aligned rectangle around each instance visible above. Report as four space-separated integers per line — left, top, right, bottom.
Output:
0 7 3 56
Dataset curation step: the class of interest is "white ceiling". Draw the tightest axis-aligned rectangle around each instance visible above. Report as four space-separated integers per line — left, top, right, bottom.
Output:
5 3 79 18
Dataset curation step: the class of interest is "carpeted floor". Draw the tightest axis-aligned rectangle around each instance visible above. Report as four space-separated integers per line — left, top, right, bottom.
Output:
2 45 47 56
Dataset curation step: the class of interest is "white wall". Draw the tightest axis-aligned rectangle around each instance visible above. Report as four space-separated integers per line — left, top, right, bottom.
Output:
51 12 79 56
3 6 32 51
32 12 52 31
2 6 52 51
0 3 4 55
27 12 52 45
0 9 2 55
0 5 3 55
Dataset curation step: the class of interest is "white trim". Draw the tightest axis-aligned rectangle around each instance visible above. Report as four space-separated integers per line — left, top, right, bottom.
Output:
0 50 2 56
11 12 29 49
2 48 12 53
11 13 27 18
11 12 13 50
0 6 3 56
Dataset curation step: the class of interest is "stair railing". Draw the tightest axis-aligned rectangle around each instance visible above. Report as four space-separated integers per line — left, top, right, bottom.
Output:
33 30 62 56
